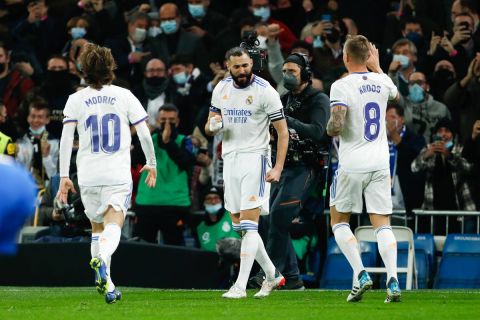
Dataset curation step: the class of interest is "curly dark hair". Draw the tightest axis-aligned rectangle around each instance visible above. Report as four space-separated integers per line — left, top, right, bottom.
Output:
79 43 116 90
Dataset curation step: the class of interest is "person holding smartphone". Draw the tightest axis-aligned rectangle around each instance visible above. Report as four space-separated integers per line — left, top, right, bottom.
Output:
411 118 477 233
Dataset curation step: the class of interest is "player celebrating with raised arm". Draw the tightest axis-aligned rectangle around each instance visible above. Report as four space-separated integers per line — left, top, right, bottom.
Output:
327 36 402 303
56 43 157 304
205 47 289 299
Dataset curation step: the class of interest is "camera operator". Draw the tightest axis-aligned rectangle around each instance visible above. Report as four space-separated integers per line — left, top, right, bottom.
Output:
250 53 330 289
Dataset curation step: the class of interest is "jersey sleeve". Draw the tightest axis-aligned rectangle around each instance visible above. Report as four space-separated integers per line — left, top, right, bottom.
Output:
63 95 78 124
263 85 285 122
329 81 349 108
210 81 222 114
126 90 148 125
382 74 399 100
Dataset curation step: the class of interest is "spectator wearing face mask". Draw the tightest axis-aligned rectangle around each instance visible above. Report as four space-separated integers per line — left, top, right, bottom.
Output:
398 71 451 143
165 55 210 136
104 12 151 87
36 55 77 139
248 0 297 54
412 118 477 233
184 0 228 50
62 16 93 56
194 187 240 252
132 58 171 127
145 3 209 74
444 54 480 143
388 38 418 97
429 60 456 104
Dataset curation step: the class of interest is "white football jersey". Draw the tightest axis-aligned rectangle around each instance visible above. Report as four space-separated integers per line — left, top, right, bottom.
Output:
63 85 147 186
330 72 398 173
211 75 284 157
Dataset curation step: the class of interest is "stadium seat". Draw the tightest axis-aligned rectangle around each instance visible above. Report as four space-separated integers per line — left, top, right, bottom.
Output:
319 237 377 289
434 234 480 289
355 226 417 289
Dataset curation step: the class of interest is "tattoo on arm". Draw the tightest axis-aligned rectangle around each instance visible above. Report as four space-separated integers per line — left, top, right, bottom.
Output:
326 106 347 136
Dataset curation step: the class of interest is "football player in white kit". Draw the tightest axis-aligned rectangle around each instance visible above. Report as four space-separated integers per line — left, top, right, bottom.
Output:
327 35 402 303
205 47 289 298
56 44 157 304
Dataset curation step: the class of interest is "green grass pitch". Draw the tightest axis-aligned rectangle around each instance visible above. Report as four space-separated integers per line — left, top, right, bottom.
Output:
0 288 479 320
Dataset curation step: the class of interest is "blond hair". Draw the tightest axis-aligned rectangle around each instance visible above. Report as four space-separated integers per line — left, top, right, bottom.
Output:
344 35 370 65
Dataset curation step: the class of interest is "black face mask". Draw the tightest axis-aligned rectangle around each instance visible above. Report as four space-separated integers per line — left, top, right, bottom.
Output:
45 70 70 87
433 69 455 84
325 27 341 43
0 62 6 74
146 76 167 87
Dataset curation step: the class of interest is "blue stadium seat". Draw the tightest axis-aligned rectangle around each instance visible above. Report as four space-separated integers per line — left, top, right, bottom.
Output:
320 237 377 289
434 234 480 289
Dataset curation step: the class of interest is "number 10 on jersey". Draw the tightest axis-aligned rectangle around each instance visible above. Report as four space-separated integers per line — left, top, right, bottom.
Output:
85 113 121 153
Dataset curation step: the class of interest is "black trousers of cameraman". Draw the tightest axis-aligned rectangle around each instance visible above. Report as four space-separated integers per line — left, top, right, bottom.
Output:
266 165 316 280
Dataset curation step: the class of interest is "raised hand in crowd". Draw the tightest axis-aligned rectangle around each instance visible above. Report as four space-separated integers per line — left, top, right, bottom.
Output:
450 22 472 46
439 31 455 55
209 62 227 88
15 61 34 77
311 20 333 38
460 53 480 88
423 140 451 159
81 0 103 13
267 23 283 43
27 0 45 24
129 51 151 64
427 31 441 56
302 0 314 12
138 3 151 13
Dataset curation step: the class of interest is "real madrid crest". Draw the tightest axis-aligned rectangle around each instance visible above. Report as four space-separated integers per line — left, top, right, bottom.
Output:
246 95 253 105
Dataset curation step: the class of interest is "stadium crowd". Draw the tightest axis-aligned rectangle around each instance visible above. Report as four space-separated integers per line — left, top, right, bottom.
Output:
0 0 479 249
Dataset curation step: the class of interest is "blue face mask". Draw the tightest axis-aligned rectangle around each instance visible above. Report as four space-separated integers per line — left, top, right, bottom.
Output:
205 203 222 214
444 140 454 149
313 35 324 48
148 26 162 38
188 4 206 18
393 54 410 69
71 27 86 39
253 6 270 22
408 84 425 103
405 32 423 46
161 20 178 35
173 71 188 85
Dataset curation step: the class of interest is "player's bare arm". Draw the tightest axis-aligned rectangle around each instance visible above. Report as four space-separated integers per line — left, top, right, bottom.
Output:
326 105 347 137
135 120 157 188
205 110 223 136
267 119 288 182
57 122 77 204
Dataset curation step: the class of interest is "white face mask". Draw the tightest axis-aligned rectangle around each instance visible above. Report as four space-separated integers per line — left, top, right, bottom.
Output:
148 26 162 38
132 27 147 43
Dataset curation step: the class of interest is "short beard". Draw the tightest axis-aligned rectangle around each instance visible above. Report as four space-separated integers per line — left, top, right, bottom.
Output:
231 71 253 88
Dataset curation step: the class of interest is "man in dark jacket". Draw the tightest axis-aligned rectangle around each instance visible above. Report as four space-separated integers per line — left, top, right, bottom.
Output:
250 53 330 290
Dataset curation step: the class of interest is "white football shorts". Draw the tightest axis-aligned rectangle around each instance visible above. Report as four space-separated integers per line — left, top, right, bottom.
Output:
80 183 132 223
330 167 392 215
223 152 271 215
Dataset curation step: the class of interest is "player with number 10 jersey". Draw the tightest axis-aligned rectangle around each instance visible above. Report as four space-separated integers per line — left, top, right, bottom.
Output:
329 73 398 173
63 86 147 187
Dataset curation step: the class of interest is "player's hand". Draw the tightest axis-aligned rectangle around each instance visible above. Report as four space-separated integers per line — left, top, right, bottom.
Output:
140 165 157 188
366 42 382 73
56 177 77 204
209 115 223 133
266 167 282 183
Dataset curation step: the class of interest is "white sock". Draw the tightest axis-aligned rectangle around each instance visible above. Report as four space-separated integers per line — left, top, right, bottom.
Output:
234 220 259 290
99 223 121 264
91 233 100 258
332 223 365 279
106 256 115 292
375 225 398 282
255 233 276 281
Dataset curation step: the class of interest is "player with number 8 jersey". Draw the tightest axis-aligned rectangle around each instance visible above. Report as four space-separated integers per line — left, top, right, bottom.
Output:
326 35 402 304
329 68 398 172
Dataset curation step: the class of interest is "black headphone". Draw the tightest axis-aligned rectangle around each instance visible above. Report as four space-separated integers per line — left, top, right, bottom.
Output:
290 52 312 82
